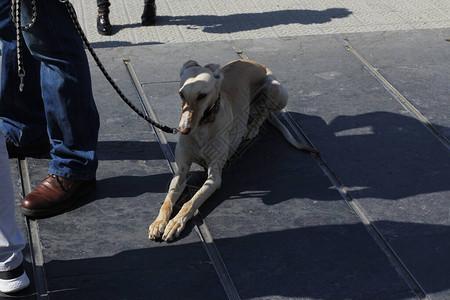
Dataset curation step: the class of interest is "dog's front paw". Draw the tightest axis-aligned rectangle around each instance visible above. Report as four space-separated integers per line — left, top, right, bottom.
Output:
162 217 186 242
148 219 168 240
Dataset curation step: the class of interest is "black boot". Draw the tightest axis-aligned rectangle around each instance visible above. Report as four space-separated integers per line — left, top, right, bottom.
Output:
141 2 156 26
97 12 112 35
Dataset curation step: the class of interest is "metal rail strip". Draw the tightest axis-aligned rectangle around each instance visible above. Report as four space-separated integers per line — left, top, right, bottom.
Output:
231 44 429 300
17 158 49 299
334 34 449 151
279 110 428 300
124 59 241 300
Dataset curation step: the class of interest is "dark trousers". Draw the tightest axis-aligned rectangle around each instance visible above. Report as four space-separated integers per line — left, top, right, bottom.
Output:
97 0 155 14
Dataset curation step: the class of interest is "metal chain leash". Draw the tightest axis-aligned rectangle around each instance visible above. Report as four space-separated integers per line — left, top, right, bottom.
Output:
61 0 178 134
11 0 37 91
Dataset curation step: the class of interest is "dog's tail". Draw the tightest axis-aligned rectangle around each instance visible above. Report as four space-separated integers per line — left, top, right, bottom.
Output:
268 113 319 154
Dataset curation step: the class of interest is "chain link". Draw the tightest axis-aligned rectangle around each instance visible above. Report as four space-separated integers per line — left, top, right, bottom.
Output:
62 1 178 134
11 0 37 91
11 0 36 30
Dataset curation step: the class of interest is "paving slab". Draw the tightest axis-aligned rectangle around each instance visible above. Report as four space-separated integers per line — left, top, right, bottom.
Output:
232 33 450 299
126 40 416 299
2 37 446 300
72 0 450 45
7 39 422 299
201 126 414 300
341 28 450 140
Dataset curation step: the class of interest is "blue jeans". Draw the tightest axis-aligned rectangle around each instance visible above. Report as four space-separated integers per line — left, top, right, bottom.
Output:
0 0 99 180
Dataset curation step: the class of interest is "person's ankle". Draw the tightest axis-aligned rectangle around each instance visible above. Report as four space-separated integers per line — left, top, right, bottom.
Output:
141 2 157 26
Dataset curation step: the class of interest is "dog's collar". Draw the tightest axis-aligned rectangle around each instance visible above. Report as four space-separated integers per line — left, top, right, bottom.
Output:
199 93 221 126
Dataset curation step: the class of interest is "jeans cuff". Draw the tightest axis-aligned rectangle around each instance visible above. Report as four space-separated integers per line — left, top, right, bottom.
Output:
48 169 96 181
0 253 23 272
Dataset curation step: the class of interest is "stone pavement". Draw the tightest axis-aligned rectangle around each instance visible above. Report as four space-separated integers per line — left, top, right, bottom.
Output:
72 0 450 45
2 0 450 299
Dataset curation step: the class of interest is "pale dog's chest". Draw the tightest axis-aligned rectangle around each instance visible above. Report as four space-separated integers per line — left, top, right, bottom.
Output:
190 123 245 169
190 127 230 168
184 96 249 169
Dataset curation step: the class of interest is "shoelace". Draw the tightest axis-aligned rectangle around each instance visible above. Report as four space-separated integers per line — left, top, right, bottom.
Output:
51 174 71 192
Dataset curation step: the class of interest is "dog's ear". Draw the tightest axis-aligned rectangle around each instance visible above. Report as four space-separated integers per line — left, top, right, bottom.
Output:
204 63 223 79
180 60 200 76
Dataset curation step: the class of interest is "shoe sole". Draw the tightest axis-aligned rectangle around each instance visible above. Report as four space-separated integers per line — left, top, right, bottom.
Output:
20 180 96 218
141 20 156 26
0 273 30 294
97 29 112 36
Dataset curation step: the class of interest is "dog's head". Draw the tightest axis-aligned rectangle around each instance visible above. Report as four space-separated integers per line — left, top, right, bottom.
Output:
177 60 223 135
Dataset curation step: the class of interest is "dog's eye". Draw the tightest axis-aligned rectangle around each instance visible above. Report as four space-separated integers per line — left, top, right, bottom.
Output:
179 92 185 100
197 93 207 100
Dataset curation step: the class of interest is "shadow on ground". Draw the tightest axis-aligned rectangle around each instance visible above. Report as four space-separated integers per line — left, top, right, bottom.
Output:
36 110 449 299
290 111 450 200
89 8 352 47
39 220 450 299
159 8 353 33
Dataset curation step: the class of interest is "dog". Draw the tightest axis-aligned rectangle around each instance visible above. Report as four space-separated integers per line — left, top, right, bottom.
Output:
148 59 318 241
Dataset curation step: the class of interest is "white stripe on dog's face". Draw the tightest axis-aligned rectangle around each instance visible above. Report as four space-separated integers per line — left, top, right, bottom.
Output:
178 109 192 135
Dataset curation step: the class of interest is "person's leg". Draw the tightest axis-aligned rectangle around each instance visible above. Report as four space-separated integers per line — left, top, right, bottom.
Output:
21 0 100 181
141 0 157 26
0 133 30 294
97 0 110 14
0 0 47 148
96 0 112 35
17 0 99 218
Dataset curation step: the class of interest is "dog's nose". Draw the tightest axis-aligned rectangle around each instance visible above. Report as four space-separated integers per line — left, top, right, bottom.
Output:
178 127 191 135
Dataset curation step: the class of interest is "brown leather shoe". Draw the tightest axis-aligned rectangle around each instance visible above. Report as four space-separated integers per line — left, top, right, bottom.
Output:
21 174 96 218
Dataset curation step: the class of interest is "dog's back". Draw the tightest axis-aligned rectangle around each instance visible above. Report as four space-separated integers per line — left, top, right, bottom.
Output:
218 60 270 151
221 60 270 102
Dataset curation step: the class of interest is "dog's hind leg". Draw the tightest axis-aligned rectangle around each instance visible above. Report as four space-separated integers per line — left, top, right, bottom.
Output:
245 75 288 140
245 95 270 140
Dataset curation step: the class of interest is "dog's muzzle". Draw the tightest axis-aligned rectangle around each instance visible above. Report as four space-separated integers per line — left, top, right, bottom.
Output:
178 127 191 135
178 110 192 135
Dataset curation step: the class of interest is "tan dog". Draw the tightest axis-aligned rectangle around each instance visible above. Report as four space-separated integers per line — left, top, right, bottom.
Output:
148 59 317 241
